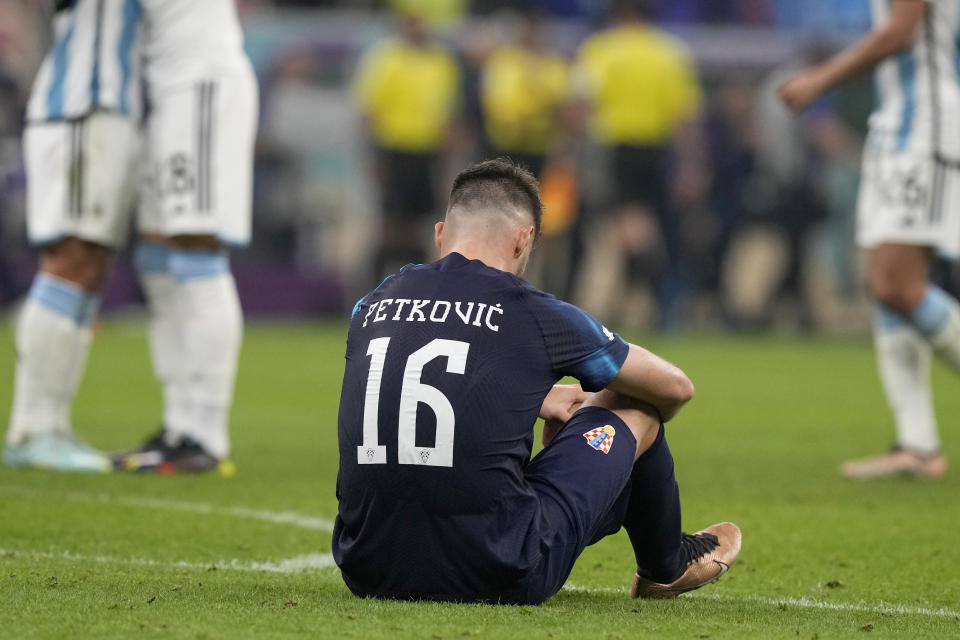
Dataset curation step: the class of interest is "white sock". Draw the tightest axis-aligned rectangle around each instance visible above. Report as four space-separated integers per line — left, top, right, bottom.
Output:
7 274 98 445
874 306 940 455
169 250 243 459
135 243 192 443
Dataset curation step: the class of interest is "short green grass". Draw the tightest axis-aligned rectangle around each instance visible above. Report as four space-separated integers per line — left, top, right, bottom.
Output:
1 321 959 638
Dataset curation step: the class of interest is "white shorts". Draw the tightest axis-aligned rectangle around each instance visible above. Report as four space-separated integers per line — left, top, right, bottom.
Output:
138 65 258 246
856 135 960 260
24 111 140 248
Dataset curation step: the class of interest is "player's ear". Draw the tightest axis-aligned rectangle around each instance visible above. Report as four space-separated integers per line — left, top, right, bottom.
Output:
434 221 445 252
514 225 535 258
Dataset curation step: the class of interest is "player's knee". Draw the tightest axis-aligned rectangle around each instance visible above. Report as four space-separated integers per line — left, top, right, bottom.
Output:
583 389 636 412
167 234 223 252
39 237 113 292
866 268 923 315
583 390 661 452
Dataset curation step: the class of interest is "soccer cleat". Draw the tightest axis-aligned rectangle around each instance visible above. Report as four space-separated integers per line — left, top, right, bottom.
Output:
113 430 234 476
2 431 111 473
841 447 947 480
631 522 741 599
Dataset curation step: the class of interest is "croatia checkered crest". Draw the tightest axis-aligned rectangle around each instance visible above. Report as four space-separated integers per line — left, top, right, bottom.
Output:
583 425 616 454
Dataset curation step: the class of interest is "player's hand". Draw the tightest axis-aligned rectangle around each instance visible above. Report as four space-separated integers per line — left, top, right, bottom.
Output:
539 384 590 446
778 69 827 111
542 417 565 448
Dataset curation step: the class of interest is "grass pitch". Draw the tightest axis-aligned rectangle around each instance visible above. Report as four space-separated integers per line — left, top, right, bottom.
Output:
1 321 959 638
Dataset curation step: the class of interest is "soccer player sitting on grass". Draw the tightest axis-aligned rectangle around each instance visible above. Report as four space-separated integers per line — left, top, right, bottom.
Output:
333 159 740 603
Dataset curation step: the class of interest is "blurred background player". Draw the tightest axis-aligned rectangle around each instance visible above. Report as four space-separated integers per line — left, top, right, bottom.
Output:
116 0 258 473
573 0 703 327
781 0 957 479
4 0 143 472
353 11 460 280
479 8 568 178
478 9 577 298
4 0 257 474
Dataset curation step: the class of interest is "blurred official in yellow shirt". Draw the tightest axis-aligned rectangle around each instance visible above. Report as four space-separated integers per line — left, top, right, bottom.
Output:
353 12 461 278
480 12 568 177
573 0 703 326
354 16 460 153
575 5 700 148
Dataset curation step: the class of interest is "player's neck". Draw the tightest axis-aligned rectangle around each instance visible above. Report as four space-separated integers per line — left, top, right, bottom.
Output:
440 242 516 275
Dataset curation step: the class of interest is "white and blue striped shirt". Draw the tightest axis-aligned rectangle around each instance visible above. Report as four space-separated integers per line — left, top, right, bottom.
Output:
26 0 249 124
27 0 142 123
870 0 960 158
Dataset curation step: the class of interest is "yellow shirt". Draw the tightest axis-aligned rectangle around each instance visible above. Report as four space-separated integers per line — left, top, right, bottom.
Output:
354 38 460 153
575 25 701 146
386 0 467 28
481 45 569 155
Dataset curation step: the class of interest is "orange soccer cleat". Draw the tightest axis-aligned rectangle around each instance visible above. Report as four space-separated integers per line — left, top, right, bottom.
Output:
631 522 742 599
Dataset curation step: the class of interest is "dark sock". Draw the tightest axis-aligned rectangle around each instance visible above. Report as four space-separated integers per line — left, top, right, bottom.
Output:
622 424 684 583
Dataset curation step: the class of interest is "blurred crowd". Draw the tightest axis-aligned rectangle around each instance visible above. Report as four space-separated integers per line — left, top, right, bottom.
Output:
5 0 951 331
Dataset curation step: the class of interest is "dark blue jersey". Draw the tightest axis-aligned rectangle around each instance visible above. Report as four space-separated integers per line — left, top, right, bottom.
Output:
333 252 630 601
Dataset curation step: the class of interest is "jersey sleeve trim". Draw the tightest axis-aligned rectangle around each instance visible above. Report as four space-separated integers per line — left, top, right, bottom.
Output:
517 281 629 392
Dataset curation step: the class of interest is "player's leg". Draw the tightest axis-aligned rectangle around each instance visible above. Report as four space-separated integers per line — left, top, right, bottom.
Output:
6 114 138 471
118 69 256 473
168 233 241 465
583 391 740 599
372 150 434 279
132 234 189 452
518 390 739 604
844 243 949 478
119 232 241 473
869 243 960 372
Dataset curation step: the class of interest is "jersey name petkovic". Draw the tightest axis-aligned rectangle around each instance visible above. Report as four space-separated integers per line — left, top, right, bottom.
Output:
361 297 504 332
869 0 960 158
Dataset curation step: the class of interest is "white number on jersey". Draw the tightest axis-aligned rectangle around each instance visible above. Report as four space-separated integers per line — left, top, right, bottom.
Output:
357 338 470 467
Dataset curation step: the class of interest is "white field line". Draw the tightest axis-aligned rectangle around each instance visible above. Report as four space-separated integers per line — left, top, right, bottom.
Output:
0 548 955 621
4 486 957 619
562 583 960 619
0 547 336 574
0 486 334 532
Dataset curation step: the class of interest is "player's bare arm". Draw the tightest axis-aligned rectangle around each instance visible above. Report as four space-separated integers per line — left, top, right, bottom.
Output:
606 344 694 422
539 383 590 446
779 0 926 111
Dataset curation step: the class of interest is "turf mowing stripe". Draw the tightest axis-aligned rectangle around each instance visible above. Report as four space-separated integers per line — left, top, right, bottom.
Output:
6 486 956 620
0 548 337 574
3 550 957 619
563 584 960 619
0 487 334 531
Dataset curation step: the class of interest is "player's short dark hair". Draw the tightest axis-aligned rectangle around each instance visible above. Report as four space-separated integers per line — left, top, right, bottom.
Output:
448 158 543 238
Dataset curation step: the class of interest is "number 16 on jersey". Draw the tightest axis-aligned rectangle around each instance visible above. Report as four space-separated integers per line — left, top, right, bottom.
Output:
358 337 470 467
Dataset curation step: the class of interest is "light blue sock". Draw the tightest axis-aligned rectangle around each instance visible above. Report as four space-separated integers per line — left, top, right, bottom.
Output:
907 286 956 338
874 303 909 333
168 250 229 283
134 242 172 276
29 274 99 327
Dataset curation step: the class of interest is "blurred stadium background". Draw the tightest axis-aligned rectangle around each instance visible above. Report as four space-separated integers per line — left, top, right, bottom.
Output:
1 0 955 332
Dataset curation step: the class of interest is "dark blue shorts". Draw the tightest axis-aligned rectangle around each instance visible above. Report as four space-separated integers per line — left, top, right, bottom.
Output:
501 406 638 605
